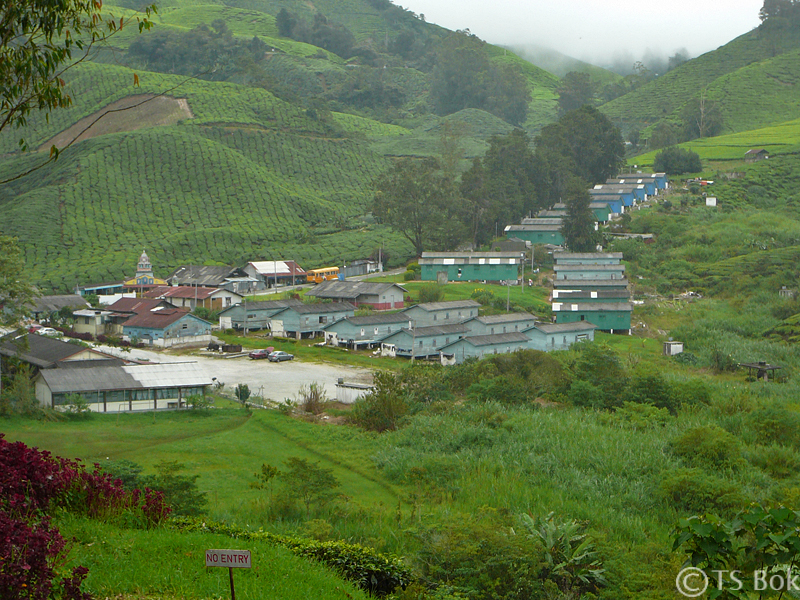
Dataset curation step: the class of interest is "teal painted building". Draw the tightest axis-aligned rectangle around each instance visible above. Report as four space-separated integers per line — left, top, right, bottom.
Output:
419 253 522 283
402 300 480 327
505 220 565 246
122 309 212 345
551 289 630 304
461 312 537 337
380 323 470 358
552 302 633 333
438 332 532 364
524 322 597 351
270 302 356 339
553 278 630 293
323 313 412 348
218 299 303 331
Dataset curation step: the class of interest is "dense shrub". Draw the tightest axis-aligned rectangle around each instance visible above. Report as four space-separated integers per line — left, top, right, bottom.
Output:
418 283 445 304
350 371 409 432
621 370 681 413
669 426 743 470
466 375 531 405
170 517 411 596
749 444 800 479
747 405 800 447
653 146 701 174
659 468 744 514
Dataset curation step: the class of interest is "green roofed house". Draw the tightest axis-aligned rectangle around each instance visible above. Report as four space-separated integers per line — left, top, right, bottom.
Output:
419 252 523 283
269 302 356 339
505 219 564 246
380 323 471 359
401 300 481 327
323 313 412 349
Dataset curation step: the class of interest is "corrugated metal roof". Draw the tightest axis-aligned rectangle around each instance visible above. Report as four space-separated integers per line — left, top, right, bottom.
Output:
39 362 213 394
168 265 239 286
107 298 174 314
459 332 529 347
420 251 521 259
553 265 625 272
121 308 192 329
412 300 481 312
553 279 629 288
531 322 597 334
520 218 563 225
334 313 411 326
552 303 633 311
275 302 356 315
306 281 406 299
0 332 87 368
219 299 303 315
31 295 89 314
555 252 623 260
406 323 470 337
475 312 535 324
248 261 306 277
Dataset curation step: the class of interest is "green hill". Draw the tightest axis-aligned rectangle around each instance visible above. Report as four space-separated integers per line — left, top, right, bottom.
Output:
506 43 622 85
600 24 800 135
0 62 414 291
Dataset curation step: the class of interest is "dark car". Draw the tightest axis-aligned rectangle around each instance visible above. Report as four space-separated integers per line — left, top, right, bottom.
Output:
268 351 294 362
249 347 274 359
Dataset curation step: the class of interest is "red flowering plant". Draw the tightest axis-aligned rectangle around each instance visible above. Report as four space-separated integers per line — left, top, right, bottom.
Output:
0 434 171 598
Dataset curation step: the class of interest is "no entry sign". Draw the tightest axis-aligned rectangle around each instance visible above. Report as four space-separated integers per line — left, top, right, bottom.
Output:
206 549 251 568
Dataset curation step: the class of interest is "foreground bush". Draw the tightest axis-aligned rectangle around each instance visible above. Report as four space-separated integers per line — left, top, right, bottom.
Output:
170 517 411 596
0 435 170 599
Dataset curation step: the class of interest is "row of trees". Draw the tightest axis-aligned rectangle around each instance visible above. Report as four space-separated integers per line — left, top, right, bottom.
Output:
373 105 624 254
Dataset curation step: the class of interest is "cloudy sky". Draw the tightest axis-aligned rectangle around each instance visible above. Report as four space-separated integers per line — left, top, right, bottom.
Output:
399 0 764 66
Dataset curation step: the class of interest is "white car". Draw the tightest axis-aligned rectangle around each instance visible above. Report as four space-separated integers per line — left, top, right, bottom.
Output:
35 327 63 338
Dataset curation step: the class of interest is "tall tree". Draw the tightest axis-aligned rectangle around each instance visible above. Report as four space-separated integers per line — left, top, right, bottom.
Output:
556 71 595 114
430 31 529 126
561 183 600 253
460 129 545 246
535 106 625 186
373 158 464 256
680 90 723 140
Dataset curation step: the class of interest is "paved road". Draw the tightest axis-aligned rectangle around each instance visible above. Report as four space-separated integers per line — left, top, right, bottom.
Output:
95 345 373 403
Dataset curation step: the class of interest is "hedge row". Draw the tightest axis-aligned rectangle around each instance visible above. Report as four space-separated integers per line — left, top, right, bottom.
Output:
169 516 411 596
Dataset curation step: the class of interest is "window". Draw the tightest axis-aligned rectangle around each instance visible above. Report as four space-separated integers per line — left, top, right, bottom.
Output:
433 314 437 321
374 327 379 335
445 313 449 320
182 323 188 330
445 337 449 344
502 326 507 333
387 326 392 333
360 328 365 336
319 316 327 324
84 316 90 325
419 340 423 347
491 327 495 334
563 336 567 344
580 315 585 321
432 339 437 347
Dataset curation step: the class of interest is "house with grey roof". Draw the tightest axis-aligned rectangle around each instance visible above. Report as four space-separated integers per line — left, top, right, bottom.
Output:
552 302 633 333
218 299 304 331
553 264 626 281
461 312 538 337
168 265 261 295
34 362 213 413
437 332 532 364
0 331 124 375
29 295 90 322
122 308 212 348
524 322 596 351
380 323 470 359
505 220 565 246
323 313 412 348
305 281 407 310
401 300 480 328
270 302 356 339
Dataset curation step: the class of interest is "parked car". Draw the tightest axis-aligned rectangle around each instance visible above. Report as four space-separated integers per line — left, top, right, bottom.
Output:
27 324 43 333
36 327 63 338
248 347 274 360
268 351 294 362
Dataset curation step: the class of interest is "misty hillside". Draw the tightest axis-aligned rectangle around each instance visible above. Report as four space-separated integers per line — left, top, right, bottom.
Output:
600 21 800 138
505 43 622 85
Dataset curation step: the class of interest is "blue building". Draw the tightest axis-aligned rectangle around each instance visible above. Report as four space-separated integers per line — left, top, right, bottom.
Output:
323 313 412 349
401 300 481 328
270 303 356 339
122 309 212 347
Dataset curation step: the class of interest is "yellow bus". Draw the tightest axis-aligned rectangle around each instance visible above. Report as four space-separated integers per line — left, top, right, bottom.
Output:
306 266 340 284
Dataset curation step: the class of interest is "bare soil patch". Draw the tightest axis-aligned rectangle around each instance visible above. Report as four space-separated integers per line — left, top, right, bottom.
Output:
40 94 193 150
